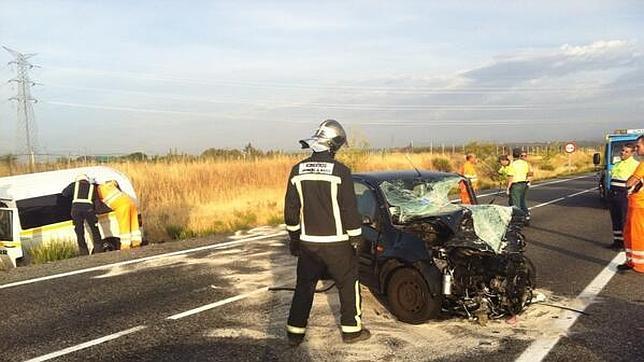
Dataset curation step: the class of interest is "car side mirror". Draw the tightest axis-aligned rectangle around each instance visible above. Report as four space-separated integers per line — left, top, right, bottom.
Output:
593 153 601 166
362 215 373 225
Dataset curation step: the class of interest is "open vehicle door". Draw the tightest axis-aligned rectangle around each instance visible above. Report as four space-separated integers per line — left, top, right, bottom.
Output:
353 181 384 288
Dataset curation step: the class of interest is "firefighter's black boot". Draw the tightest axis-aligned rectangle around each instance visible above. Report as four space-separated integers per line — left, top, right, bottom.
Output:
287 332 304 347
342 328 371 344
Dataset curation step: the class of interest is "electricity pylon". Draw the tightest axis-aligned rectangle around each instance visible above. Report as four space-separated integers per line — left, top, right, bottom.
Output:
4 46 39 171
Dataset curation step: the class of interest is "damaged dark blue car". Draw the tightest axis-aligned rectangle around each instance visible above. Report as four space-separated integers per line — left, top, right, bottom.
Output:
352 171 535 324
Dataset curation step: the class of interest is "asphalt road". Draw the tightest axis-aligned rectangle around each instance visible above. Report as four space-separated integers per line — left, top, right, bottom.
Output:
0 174 642 362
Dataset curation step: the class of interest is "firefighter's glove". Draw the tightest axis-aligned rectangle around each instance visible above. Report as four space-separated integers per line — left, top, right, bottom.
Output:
349 236 363 251
288 231 300 257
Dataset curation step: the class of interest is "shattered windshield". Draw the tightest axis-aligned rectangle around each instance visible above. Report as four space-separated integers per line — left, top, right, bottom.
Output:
380 176 462 223
380 176 513 253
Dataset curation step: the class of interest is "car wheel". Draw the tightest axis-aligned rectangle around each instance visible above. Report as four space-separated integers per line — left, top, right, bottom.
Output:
386 267 441 324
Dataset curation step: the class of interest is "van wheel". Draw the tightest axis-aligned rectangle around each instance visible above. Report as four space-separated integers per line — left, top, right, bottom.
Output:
386 267 441 324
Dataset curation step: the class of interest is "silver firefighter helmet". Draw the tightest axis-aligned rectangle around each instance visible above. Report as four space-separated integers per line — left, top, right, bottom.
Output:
299 119 347 153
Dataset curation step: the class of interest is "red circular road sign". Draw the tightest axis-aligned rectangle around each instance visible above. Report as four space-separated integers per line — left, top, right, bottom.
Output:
564 142 576 153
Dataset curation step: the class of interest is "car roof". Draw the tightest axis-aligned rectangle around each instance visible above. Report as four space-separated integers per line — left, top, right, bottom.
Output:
352 170 461 184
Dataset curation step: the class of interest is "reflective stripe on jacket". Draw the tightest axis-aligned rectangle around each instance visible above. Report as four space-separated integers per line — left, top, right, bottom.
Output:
98 182 125 208
72 180 94 204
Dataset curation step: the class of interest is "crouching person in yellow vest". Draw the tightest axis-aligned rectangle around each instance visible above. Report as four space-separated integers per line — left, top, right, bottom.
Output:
98 180 142 249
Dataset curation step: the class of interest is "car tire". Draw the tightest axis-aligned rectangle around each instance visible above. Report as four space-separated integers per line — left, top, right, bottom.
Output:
386 267 441 324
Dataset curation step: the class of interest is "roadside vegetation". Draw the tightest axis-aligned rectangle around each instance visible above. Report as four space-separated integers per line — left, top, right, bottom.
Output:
26 240 78 265
0 142 599 244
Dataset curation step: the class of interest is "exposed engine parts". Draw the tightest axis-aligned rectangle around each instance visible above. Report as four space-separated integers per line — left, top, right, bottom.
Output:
404 208 535 320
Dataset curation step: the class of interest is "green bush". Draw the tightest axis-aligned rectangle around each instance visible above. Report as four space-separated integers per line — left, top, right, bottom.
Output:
28 241 78 264
165 224 197 240
431 158 452 172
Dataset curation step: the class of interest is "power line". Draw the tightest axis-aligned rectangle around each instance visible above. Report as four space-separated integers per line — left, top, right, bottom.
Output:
42 82 641 113
43 65 644 95
3 46 40 171
38 100 616 127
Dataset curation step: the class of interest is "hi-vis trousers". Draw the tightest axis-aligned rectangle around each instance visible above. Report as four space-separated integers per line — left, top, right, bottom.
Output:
624 204 644 273
106 194 142 249
287 242 363 336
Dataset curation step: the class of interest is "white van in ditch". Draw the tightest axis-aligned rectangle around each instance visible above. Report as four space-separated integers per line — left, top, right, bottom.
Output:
0 166 142 267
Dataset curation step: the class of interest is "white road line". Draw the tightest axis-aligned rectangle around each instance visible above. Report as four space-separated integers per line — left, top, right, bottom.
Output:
1 231 287 290
529 197 565 209
167 286 272 320
477 174 592 198
515 253 626 362
566 188 595 198
528 188 595 210
24 325 147 362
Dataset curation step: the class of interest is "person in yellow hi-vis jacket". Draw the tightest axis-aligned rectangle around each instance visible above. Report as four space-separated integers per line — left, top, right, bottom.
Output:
98 180 142 249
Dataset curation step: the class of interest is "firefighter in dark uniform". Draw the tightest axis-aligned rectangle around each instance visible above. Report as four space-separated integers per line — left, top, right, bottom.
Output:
62 174 103 255
284 119 371 346
607 143 639 250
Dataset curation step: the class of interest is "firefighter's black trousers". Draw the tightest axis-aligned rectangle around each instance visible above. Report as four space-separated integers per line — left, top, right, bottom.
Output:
607 187 628 246
71 204 103 255
287 241 362 335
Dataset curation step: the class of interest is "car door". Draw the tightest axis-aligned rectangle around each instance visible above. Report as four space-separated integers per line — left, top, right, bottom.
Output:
353 181 381 288
0 207 23 268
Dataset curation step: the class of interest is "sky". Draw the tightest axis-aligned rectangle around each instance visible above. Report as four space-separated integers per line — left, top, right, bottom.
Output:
0 0 643 156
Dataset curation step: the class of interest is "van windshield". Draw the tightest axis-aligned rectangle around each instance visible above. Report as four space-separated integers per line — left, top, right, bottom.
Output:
608 141 640 164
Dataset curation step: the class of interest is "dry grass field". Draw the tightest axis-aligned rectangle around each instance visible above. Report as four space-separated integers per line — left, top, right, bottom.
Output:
0 149 596 242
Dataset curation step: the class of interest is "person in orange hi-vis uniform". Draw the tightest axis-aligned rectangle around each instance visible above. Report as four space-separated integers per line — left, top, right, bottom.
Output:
619 135 644 273
459 153 478 204
98 180 142 249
